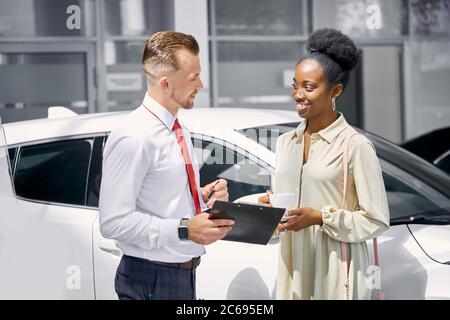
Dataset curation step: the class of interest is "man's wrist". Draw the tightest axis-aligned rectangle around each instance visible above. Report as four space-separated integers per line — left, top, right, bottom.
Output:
178 218 189 240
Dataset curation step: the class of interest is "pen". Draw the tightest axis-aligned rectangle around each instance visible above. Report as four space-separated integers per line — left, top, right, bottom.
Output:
206 180 221 202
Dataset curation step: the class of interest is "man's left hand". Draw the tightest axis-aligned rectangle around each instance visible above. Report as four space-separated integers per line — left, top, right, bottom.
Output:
202 179 228 207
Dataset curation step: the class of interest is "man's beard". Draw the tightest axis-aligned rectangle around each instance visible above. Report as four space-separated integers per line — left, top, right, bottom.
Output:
182 104 194 110
175 93 196 109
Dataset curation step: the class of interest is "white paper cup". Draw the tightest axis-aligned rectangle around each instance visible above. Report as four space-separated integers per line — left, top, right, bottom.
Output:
269 193 295 209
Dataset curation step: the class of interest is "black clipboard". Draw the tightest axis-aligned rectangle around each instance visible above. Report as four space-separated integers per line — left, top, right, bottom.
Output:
208 200 285 245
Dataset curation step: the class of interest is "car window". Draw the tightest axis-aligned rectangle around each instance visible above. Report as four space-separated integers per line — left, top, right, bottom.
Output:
435 151 450 174
8 148 16 172
86 136 105 207
237 122 299 152
14 139 93 206
193 138 271 201
380 159 450 225
383 172 440 219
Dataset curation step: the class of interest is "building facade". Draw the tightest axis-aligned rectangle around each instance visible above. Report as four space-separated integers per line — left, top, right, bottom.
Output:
0 0 449 142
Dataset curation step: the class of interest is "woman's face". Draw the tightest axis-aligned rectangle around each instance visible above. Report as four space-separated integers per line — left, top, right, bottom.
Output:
291 59 338 120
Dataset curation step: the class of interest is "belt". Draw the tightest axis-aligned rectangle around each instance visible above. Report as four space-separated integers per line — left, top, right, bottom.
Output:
149 257 201 270
125 255 201 270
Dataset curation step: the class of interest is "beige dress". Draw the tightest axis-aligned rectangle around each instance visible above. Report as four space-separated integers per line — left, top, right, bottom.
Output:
275 114 390 300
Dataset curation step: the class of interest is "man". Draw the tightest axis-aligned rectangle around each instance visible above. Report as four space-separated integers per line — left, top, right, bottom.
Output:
99 31 233 300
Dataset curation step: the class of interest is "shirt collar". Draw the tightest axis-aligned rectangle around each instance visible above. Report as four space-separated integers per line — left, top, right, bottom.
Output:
293 113 349 144
318 113 349 143
141 92 177 131
293 120 307 143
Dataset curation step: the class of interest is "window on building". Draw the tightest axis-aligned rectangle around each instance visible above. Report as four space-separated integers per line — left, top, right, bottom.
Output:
0 52 89 123
410 0 450 36
215 41 304 108
312 0 408 37
102 0 174 112
404 40 450 139
209 0 308 110
0 0 95 37
213 0 306 36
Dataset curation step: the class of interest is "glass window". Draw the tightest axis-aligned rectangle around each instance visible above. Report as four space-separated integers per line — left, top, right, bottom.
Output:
383 171 446 221
213 0 306 35
404 40 450 139
103 0 174 36
86 137 104 207
0 0 95 37
216 41 303 108
313 0 407 37
0 52 88 123
237 122 299 152
193 139 271 201
435 151 450 175
14 139 93 206
410 0 450 36
104 41 147 111
8 148 16 172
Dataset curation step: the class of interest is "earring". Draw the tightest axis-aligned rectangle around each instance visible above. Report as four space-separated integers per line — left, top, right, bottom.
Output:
332 97 336 111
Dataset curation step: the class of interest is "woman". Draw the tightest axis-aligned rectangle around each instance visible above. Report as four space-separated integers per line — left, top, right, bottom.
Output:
264 28 390 300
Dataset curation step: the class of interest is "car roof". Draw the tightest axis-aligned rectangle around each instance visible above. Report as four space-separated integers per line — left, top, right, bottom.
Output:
2 107 300 146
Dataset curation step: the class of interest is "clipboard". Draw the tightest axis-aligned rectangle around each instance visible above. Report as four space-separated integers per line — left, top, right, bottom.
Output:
208 200 286 245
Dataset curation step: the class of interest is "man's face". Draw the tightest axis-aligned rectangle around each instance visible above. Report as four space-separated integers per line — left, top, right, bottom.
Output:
168 50 204 109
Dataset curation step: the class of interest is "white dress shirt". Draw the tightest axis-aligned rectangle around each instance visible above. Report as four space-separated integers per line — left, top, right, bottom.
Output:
99 93 207 263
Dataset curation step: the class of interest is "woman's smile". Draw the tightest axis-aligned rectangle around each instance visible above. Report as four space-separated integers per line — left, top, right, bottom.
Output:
296 101 311 112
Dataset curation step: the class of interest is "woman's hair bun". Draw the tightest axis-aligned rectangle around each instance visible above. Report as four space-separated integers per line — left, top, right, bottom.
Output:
306 28 360 71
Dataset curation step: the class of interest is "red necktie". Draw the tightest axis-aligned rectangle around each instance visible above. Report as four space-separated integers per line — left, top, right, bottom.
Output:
172 119 202 215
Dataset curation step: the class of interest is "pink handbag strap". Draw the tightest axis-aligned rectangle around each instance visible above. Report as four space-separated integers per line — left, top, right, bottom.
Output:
340 133 383 300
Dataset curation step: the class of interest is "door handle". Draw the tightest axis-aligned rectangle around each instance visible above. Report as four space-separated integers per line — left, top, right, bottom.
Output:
98 240 122 257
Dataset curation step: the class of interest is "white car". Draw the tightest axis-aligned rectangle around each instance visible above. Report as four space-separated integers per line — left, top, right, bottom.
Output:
0 108 449 299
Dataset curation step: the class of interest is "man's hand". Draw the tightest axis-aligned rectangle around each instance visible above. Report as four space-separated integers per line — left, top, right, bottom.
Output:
277 207 323 232
187 213 234 245
202 179 228 207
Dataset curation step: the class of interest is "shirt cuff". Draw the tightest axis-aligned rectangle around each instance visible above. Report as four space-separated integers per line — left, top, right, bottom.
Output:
319 205 334 232
158 218 181 244
199 188 209 211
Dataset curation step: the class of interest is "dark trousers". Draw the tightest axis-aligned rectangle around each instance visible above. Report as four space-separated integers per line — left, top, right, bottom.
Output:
114 255 196 300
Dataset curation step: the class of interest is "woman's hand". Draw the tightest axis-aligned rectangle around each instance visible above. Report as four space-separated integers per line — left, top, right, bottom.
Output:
277 207 323 232
258 190 273 207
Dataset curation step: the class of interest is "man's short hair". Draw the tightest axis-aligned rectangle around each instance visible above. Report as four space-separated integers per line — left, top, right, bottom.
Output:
141 31 199 82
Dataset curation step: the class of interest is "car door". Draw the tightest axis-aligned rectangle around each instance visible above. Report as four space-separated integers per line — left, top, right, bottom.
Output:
371 160 450 299
89 135 122 300
0 137 97 299
0 115 14 201
0 116 16 282
192 135 279 299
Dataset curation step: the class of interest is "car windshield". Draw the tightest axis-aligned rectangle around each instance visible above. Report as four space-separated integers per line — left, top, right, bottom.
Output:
236 122 300 152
